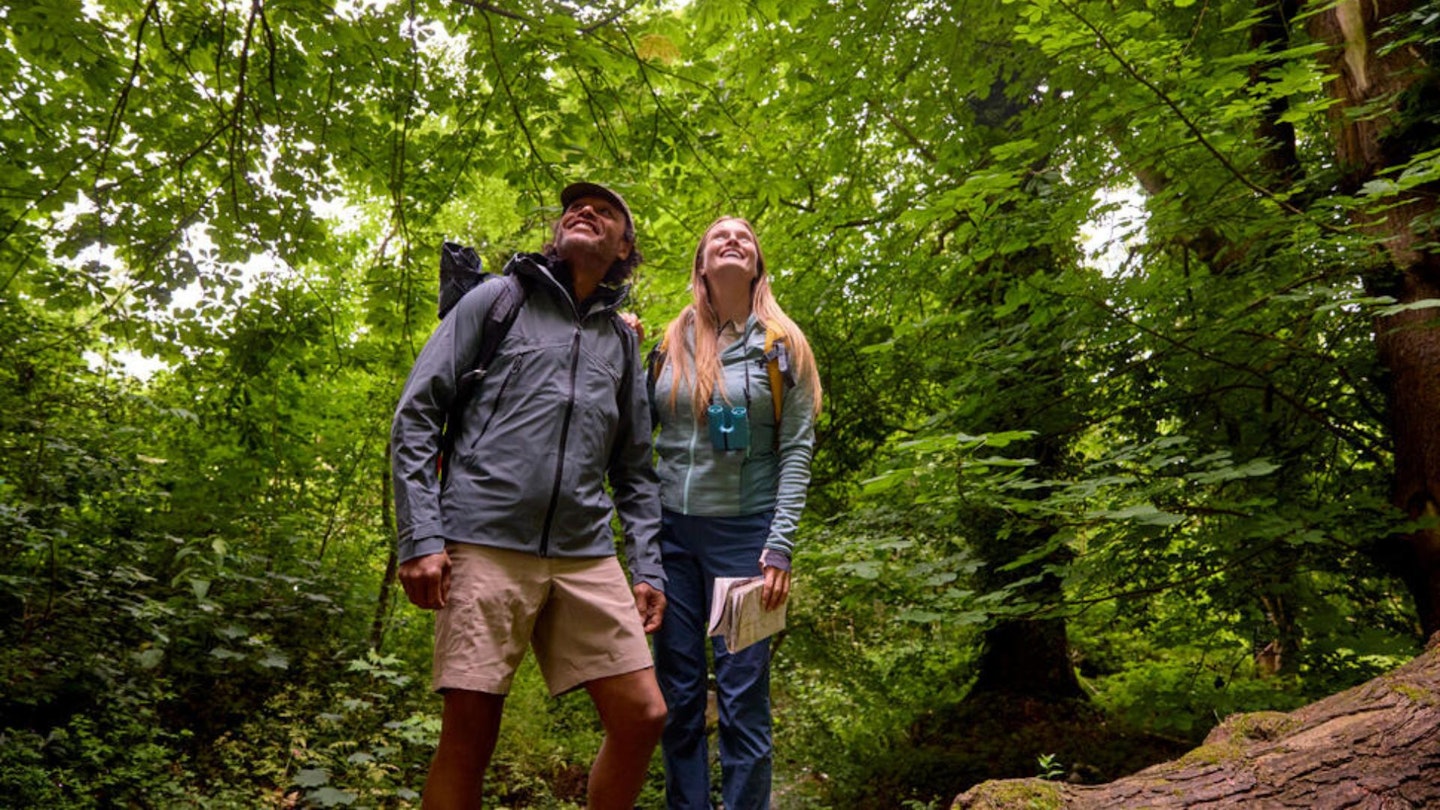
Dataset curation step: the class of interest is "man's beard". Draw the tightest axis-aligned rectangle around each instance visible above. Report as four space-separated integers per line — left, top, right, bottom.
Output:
556 231 608 263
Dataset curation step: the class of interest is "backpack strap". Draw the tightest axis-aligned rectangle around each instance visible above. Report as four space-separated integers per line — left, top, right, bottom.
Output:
463 274 526 390
762 326 791 436
646 334 668 427
440 274 527 477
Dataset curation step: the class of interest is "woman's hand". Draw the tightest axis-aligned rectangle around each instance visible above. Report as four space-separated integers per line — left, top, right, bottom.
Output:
618 311 644 343
761 564 790 611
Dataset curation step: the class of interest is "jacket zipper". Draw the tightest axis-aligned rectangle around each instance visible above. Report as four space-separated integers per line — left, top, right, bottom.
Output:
540 321 584 555
682 403 698 513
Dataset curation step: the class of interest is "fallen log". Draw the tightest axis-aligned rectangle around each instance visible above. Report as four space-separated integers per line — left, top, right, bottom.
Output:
953 635 1440 809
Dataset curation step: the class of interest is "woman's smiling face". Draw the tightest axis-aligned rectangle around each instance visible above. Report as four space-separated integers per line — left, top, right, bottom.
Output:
701 219 759 280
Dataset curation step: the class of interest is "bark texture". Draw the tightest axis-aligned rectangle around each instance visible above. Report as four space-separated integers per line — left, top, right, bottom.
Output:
1309 0 1440 638
951 635 1440 809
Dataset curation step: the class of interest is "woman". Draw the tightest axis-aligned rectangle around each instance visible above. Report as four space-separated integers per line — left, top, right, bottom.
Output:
650 217 822 809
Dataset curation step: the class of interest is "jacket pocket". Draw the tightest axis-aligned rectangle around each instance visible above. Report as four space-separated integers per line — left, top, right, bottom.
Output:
573 347 624 460
465 354 525 455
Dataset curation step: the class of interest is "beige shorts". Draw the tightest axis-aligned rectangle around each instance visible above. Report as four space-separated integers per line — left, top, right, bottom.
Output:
433 543 654 697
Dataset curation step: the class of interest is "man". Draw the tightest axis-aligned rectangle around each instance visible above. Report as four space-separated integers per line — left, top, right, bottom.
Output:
390 182 667 809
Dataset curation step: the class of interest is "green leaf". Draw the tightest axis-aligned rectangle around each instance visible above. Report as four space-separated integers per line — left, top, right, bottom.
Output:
834 560 883 580
259 651 290 670
294 768 330 788
307 787 357 807
133 647 165 670
1376 298 1440 316
1091 504 1187 527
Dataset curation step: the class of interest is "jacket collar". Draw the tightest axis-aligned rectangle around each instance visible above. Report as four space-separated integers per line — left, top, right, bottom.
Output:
505 252 630 314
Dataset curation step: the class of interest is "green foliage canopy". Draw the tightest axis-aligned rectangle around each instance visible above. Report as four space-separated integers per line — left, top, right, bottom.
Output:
4 0 1438 805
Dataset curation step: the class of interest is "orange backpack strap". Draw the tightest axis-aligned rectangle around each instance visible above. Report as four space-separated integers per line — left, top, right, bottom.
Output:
763 326 790 439
648 335 669 381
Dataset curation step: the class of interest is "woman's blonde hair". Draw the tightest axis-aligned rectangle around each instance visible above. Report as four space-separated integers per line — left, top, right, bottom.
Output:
659 216 823 420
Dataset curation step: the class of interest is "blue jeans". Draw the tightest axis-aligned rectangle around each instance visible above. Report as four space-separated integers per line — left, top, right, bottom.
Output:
654 510 774 810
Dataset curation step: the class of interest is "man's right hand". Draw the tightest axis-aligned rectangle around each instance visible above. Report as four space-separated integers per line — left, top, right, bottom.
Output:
399 550 452 610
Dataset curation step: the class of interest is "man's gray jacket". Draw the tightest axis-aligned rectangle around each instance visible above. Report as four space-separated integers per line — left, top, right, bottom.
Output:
390 253 664 591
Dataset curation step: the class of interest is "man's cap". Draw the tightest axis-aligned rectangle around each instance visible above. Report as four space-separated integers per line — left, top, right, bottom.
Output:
560 182 634 241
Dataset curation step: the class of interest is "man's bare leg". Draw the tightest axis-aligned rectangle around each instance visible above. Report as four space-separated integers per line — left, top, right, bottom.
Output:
423 689 506 810
584 668 668 809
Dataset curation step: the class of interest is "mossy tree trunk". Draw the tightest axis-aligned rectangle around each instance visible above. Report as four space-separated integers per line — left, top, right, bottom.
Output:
952 634 1440 809
1309 0 1440 639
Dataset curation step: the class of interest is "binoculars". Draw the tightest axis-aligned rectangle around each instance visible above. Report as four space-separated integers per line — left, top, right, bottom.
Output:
707 404 750 451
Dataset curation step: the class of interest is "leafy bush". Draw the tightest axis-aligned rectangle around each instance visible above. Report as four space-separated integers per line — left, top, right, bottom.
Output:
0 704 203 809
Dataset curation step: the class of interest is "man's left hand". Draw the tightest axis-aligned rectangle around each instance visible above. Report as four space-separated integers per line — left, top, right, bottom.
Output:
633 583 666 633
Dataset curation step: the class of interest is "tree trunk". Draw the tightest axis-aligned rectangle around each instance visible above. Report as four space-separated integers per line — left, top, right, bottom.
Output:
1376 267 1440 639
967 519 1083 701
371 447 398 653
970 616 1084 701
1308 0 1440 638
962 381 1083 702
1250 0 1303 184
952 634 1440 809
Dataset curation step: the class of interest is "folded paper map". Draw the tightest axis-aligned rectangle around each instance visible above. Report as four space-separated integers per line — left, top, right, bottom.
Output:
707 576 786 653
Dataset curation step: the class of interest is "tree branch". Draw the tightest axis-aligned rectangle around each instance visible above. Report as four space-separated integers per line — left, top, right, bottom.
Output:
480 12 552 183
1054 0 1336 232
1075 288 1389 461
451 0 528 24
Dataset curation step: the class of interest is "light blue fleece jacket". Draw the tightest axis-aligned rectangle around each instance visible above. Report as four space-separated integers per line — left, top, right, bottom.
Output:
650 316 817 559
